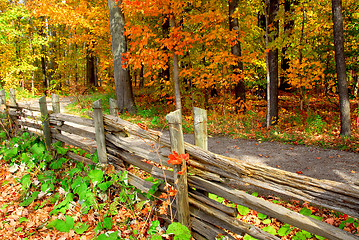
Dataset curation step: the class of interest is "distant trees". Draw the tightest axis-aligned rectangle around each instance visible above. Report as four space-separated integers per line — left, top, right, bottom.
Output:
0 0 358 136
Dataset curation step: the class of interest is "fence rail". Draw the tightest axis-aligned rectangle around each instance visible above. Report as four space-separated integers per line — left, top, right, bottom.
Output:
0 89 358 240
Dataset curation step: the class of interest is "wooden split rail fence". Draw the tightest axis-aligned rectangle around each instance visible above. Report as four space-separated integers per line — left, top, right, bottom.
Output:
0 89 358 240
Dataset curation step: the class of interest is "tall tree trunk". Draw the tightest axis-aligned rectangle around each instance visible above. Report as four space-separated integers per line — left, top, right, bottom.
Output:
108 0 136 113
229 0 246 113
279 0 294 91
332 0 351 136
170 16 182 111
86 42 97 89
159 16 170 86
266 0 279 128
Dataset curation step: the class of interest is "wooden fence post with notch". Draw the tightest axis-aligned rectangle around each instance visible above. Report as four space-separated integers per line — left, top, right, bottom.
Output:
193 107 208 151
109 98 119 117
93 99 107 164
39 96 51 150
10 88 16 106
51 94 60 114
165 109 190 227
0 90 5 107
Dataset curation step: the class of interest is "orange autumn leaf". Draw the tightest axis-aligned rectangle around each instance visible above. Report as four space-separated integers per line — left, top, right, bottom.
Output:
167 151 189 165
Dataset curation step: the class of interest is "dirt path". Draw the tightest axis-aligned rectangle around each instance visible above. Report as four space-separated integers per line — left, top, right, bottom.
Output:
19 97 359 185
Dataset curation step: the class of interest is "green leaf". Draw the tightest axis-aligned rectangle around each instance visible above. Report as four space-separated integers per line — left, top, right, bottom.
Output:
148 220 160 235
20 174 31 190
257 212 267 220
50 158 67 170
0 131 6 139
19 191 39 207
4 147 18 160
315 235 326 240
150 234 162 240
166 222 191 240
262 219 271 224
146 180 161 199
103 217 113 230
237 205 249 216
88 169 104 185
309 215 323 221
46 219 60 229
243 235 257 240
94 222 102 234
74 222 89 234
64 216 75 229
299 207 312 216
278 224 292 236
49 193 73 215
18 217 29 223
98 181 113 191
262 226 277 235
56 146 68 155
251 192 258 197
15 227 23 232
30 143 45 156
97 231 119 240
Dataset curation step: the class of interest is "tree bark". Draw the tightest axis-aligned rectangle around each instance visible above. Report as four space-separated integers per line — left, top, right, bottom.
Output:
86 42 98 89
266 0 279 127
279 0 294 91
229 0 246 113
332 0 351 136
108 0 136 113
170 16 182 111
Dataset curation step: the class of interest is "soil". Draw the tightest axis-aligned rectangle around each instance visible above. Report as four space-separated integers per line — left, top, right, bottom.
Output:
20 97 359 185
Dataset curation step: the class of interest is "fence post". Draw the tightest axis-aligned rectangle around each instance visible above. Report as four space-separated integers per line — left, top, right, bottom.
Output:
0 90 5 106
93 99 107 164
51 94 60 113
109 98 119 116
165 109 190 227
193 107 208 151
39 96 51 150
10 88 16 106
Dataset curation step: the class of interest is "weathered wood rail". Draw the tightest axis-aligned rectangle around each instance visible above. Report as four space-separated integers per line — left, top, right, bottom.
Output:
0 89 358 240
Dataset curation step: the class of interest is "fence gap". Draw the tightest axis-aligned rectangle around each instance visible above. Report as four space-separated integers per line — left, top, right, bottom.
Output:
39 96 51 150
93 99 107 164
193 107 208 151
10 88 16 106
165 109 190 227
109 98 119 117
51 94 60 113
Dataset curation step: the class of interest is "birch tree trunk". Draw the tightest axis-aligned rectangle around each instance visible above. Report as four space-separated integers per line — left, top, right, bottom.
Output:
108 0 136 113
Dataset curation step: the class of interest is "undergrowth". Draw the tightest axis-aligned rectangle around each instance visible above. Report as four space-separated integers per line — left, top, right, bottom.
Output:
0 131 190 240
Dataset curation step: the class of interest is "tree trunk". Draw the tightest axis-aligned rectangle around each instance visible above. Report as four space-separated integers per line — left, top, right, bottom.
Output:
279 0 294 91
266 0 279 127
170 16 182 111
108 0 136 113
332 0 351 136
159 16 170 86
229 0 246 113
86 42 98 89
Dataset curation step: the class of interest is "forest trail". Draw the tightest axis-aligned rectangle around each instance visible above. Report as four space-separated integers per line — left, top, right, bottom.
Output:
20 97 359 186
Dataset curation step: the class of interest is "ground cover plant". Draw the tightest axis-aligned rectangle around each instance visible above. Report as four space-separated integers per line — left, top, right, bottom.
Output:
0 130 190 239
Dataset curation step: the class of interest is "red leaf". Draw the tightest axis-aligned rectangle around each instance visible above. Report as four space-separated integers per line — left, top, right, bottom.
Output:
296 171 303 174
